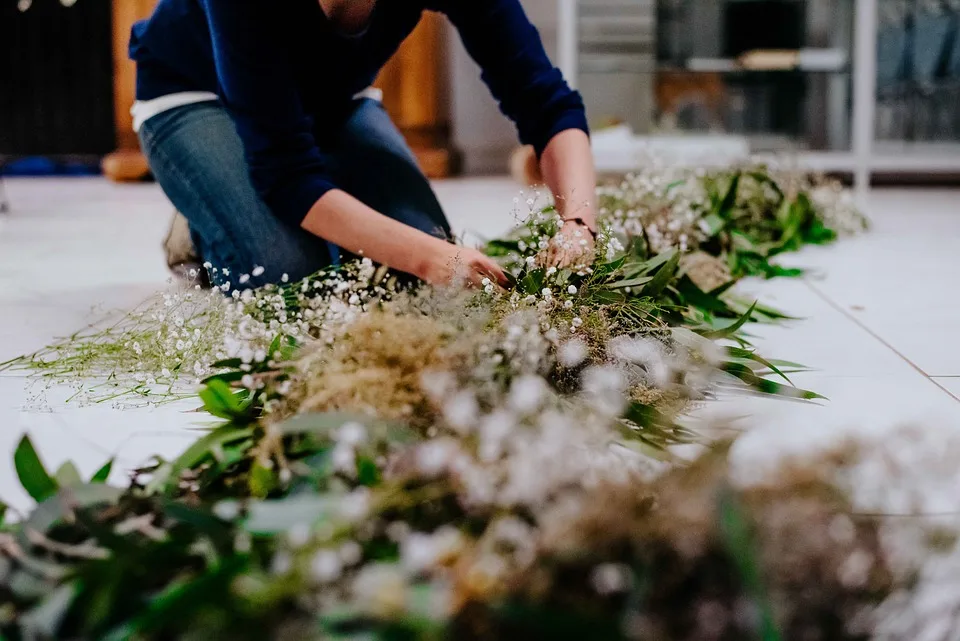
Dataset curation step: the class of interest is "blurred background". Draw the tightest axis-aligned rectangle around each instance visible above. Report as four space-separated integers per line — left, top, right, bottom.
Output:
4 0 960 194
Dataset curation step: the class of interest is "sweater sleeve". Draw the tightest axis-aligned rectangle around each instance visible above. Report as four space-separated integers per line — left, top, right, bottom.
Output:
440 0 589 157
199 0 336 226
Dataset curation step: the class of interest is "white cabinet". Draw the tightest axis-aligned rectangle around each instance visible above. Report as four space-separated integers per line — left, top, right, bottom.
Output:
558 0 960 192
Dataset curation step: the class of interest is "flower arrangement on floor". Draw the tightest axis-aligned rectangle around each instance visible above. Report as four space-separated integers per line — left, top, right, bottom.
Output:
0 164 891 640
0 163 860 407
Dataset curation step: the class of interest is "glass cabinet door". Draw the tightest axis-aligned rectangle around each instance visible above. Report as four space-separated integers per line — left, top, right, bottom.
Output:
874 0 960 147
575 0 856 154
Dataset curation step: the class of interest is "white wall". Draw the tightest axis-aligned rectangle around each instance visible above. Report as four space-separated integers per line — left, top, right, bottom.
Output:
449 0 560 174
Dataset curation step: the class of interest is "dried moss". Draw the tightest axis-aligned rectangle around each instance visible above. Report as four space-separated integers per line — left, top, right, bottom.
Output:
299 310 454 425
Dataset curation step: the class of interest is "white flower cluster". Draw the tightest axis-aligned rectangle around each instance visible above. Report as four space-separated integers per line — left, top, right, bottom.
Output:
598 167 709 254
837 427 960 640
20 259 393 408
810 183 869 236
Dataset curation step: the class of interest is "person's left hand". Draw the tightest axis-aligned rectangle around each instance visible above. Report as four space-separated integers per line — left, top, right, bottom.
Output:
539 219 596 269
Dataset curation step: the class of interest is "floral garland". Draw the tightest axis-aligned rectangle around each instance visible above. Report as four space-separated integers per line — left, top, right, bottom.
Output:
0 164 901 641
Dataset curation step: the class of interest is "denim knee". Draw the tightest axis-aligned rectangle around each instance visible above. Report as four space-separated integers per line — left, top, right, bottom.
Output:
139 102 335 289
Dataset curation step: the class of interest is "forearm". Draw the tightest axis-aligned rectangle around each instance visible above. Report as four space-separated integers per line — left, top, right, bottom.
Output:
301 189 445 279
539 129 597 230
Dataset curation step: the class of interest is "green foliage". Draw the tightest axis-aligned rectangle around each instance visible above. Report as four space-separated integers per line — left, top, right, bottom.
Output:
198 379 257 423
14 436 58 503
0 165 868 640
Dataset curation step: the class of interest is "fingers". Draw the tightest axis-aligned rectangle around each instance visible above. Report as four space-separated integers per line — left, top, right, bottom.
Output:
476 255 510 287
538 238 595 270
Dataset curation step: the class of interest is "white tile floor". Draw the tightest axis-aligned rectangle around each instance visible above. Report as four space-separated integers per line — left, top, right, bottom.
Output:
1 177 959 510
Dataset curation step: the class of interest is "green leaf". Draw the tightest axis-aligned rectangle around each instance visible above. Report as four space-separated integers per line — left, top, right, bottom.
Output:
721 362 825 400
198 379 254 421
631 248 676 276
715 172 741 219
14 436 58 503
170 425 254 477
483 239 520 257
277 335 300 362
592 254 627 279
707 280 738 297
674 276 737 315
54 461 83 488
519 269 545 295
101 556 247 641
721 294 795 321
267 333 283 360
248 459 277 499
618 402 691 449
20 583 77 638
747 170 784 200
641 250 681 298
664 178 687 192
201 370 246 386
777 200 806 252
8 567 59 601
699 302 757 339
554 268 573 287
604 275 653 290
804 219 838 244
210 358 243 369
700 212 726 237
319 605 377 639
724 347 793 383
17 485 123 550
90 459 114 484
356 456 381 487
761 263 805 279
278 412 417 446
239 495 339 535
588 289 627 305
718 488 782 641
278 412 369 436
161 500 233 539
773 193 793 224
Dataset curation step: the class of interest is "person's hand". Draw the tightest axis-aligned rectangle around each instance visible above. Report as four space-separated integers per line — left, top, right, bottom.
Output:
539 219 596 269
418 242 510 289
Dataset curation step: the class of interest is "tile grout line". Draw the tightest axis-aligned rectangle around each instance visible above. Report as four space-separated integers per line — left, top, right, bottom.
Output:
803 280 960 404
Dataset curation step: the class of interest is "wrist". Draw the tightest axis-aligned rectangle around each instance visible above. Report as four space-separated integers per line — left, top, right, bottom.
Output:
561 216 597 239
412 235 454 281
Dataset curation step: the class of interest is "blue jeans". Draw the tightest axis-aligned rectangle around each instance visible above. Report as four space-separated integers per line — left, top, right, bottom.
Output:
138 98 451 288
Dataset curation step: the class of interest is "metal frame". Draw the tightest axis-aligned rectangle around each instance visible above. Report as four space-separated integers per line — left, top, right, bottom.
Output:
558 0 579 89
0 160 8 214
557 0 960 199
852 0 879 200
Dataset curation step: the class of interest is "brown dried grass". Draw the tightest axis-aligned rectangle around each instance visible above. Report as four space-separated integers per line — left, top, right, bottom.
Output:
299 310 454 425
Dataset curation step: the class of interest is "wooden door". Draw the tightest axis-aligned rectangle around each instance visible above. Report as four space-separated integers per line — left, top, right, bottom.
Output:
102 0 156 180
375 11 456 177
104 2 455 180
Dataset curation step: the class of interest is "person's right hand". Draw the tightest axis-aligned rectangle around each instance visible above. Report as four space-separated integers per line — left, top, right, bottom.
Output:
417 242 509 289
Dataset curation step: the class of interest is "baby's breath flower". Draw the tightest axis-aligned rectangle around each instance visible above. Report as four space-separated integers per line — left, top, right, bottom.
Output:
310 549 343 583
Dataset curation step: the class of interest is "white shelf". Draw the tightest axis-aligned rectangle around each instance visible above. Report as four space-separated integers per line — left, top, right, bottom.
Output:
870 142 960 172
753 151 858 173
558 0 960 191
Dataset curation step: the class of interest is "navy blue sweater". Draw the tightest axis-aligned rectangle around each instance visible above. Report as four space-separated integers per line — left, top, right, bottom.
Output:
130 0 589 227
